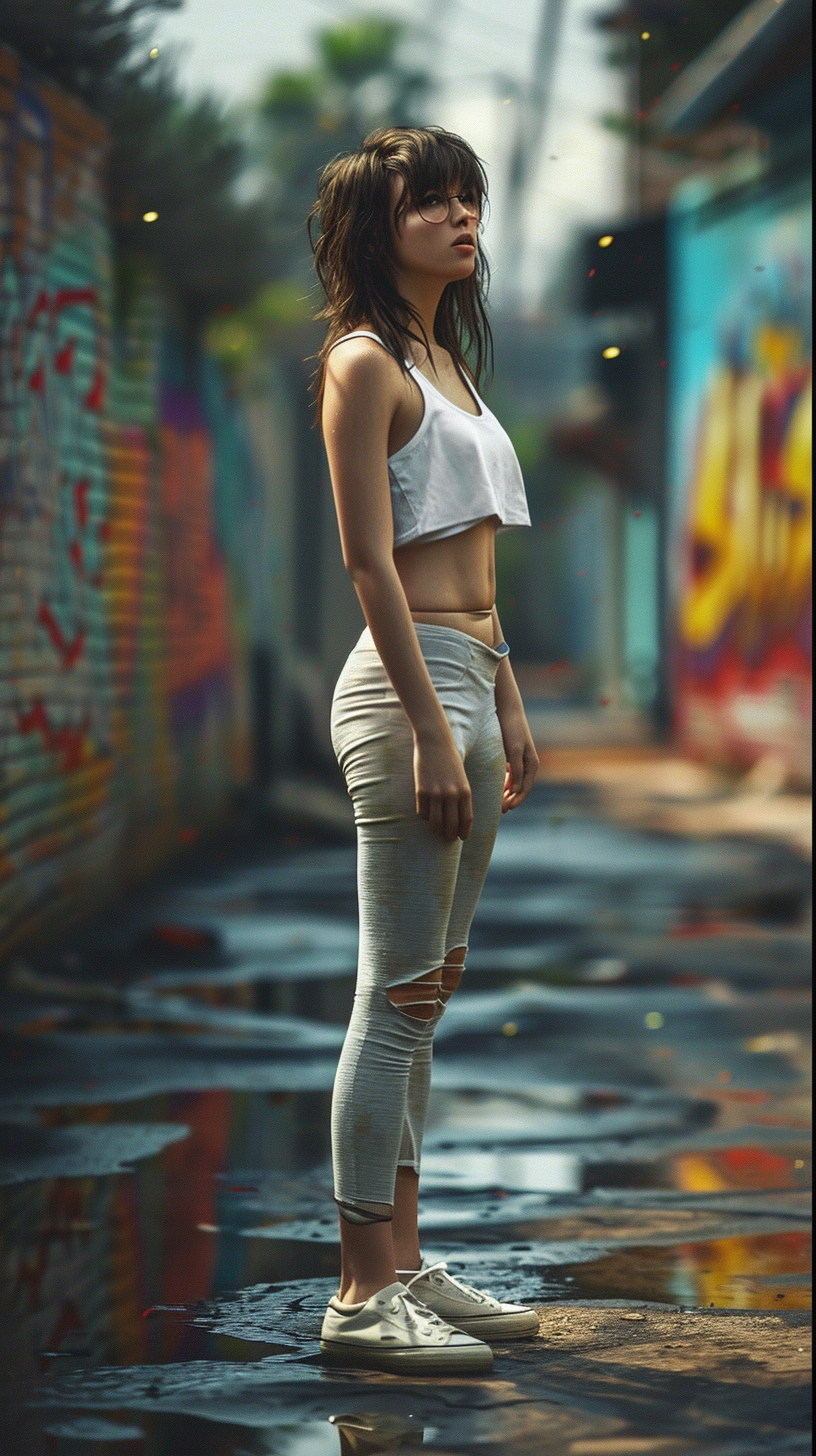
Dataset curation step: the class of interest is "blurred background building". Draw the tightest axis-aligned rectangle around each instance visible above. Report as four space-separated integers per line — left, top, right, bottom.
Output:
0 0 811 955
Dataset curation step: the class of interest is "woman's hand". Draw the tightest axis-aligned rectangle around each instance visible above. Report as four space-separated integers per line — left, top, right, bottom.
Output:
498 705 538 812
414 729 473 842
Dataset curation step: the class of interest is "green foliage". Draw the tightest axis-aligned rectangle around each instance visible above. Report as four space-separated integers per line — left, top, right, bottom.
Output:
262 71 322 121
1 0 270 328
318 17 403 85
206 281 314 374
0 0 181 104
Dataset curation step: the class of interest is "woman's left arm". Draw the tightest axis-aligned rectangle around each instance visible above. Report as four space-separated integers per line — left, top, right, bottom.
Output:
491 608 539 812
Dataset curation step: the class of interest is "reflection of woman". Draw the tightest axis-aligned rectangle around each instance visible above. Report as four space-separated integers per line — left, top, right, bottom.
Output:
311 127 540 1372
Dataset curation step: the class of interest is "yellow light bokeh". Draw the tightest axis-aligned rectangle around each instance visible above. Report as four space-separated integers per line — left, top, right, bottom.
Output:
142 211 159 223
598 234 614 247
603 345 621 359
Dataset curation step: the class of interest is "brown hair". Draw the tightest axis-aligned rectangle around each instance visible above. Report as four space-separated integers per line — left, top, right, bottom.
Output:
308 126 492 416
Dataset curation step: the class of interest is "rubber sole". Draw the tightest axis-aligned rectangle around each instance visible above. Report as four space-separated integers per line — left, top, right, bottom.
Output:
447 1308 540 1340
319 1337 493 1374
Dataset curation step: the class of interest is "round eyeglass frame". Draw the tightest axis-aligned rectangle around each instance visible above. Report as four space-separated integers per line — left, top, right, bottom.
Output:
416 191 482 225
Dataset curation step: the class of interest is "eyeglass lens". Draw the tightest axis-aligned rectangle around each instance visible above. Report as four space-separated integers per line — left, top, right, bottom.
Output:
418 192 480 224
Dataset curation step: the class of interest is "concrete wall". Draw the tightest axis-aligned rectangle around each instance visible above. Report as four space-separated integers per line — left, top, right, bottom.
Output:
0 49 254 954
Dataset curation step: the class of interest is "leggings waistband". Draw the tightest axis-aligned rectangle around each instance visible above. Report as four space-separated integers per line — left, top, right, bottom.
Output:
357 622 509 669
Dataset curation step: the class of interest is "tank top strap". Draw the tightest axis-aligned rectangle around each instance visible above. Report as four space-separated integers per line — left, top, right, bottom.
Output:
328 330 410 366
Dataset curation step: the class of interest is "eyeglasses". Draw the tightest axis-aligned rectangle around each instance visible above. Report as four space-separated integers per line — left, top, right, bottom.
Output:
416 190 481 225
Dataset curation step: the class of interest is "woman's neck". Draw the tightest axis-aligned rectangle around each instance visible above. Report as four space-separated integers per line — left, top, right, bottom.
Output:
393 269 445 363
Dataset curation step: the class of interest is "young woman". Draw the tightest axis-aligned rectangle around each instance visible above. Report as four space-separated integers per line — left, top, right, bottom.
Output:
310 126 540 1373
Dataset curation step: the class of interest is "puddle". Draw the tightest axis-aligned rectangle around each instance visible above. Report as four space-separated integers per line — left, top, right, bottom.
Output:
0 789 810 1455
554 1230 812 1310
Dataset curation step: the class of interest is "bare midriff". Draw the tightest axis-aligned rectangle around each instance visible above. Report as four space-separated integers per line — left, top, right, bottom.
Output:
394 516 500 648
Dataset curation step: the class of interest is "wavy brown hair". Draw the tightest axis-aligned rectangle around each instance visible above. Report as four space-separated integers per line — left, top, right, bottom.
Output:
308 126 492 416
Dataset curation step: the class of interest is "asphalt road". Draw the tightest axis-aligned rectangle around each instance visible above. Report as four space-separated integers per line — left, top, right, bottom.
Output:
1 778 811 1455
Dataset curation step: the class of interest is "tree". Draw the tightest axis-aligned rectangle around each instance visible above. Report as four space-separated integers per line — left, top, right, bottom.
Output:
0 0 271 326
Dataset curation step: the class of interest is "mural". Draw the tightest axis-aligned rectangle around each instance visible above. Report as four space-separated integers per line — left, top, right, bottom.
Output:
668 165 812 779
0 48 252 954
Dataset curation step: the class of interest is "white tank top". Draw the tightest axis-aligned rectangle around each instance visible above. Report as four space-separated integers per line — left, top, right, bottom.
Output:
329 330 531 548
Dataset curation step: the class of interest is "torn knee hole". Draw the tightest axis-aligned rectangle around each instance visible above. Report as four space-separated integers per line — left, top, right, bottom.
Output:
387 959 464 1020
439 963 463 1003
439 945 466 1004
387 969 442 1021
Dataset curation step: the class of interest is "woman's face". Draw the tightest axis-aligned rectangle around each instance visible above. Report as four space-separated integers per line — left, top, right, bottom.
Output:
389 176 480 284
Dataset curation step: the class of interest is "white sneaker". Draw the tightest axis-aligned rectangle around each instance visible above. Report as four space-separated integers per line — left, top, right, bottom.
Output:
320 1280 493 1373
397 1261 539 1340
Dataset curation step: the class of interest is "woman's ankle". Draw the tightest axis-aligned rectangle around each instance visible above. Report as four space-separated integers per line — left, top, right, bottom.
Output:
393 1252 422 1273
338 1275 397 1305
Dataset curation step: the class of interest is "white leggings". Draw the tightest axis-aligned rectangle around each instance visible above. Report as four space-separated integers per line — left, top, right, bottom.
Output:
329 623 508 1223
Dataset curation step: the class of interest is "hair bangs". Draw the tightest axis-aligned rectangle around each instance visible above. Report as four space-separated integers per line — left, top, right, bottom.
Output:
389 132 487 222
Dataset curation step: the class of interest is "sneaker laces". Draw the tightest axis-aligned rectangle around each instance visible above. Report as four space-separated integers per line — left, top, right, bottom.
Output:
387 1286 451 1334
405 1260 489 1306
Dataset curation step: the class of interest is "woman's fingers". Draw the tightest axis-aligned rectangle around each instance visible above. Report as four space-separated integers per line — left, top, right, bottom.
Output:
457 788 473 840
427 796 445 838
418 787 473 841
502 747 538 810
442 794 460 842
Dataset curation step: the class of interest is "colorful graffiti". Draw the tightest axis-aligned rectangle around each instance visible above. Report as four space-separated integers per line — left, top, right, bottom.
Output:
0 47 252 954
668 166 812 779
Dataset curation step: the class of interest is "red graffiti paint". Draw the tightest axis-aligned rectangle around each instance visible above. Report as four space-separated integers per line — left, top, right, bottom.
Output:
68 540 83 575
54 286 96 315
73 478 90 529
28 361 45 394
17 698 88 772
54 337 76 375
84 366 104 411
37 601 86 669
27 288 49 328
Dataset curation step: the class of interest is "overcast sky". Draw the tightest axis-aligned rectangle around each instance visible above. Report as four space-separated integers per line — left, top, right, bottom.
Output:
153 0 628 307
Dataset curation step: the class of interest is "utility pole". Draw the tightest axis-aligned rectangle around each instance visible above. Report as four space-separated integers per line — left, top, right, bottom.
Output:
500 0 568 312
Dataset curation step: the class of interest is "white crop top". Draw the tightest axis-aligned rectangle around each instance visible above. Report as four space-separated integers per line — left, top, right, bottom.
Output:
330 331 531 548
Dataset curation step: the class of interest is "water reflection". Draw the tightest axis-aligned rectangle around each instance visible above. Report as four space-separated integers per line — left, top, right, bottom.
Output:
328 1412 427 1453
1 803 811 1454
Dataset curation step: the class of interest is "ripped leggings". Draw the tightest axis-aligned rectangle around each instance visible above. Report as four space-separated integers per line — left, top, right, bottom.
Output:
329 623 508 1223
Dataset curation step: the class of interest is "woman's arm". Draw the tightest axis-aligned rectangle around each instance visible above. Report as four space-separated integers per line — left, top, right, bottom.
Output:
323 342 473 842
491 607 539 812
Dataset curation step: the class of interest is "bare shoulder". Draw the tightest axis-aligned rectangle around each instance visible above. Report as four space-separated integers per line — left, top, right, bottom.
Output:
324 334 402 401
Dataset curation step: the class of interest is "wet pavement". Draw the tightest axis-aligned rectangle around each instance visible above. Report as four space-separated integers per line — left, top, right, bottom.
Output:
0 779 811 1455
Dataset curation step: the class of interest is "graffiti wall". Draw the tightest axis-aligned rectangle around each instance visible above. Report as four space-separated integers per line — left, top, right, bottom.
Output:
668 162 812 780
0 49 251 954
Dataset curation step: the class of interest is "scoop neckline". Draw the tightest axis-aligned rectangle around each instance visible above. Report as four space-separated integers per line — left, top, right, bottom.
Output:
408 361 485 420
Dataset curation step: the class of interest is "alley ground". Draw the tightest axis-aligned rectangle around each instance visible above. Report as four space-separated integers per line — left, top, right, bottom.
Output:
0 758 811 1456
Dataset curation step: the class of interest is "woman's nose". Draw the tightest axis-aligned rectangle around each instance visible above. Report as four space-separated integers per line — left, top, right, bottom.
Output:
450 197 477 225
